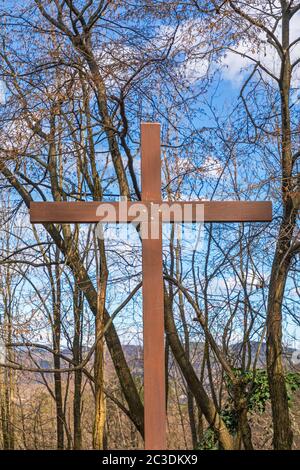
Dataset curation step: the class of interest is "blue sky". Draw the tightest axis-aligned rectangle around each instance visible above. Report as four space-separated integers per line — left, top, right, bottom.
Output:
0 2 299 352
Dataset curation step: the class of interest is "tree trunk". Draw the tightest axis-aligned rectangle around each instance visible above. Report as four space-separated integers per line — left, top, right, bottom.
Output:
93 237 108 450
266 5 296 450
73 285 83 450
233 384 253 450
164 291 234 450
266 218 295 449
53 250 64 450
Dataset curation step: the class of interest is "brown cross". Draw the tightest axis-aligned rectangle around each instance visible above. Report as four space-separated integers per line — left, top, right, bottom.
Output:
30 122 272 450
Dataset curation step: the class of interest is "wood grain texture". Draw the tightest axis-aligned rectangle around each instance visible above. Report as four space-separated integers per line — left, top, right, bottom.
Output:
141 122 166 450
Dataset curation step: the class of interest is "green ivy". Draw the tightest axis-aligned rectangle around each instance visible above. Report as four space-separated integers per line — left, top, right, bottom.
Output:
286 372 300 403
197 428 218 450
197 369 300 450
246 370 270 414
226 369 300 413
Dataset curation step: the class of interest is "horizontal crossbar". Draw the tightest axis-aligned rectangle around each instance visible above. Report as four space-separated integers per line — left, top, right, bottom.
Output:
30 201 272 223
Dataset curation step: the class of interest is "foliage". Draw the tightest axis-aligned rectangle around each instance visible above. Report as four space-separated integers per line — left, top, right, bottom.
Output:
197 428 219 450
198 369 300 449
286 373 300 404
226 369 300 417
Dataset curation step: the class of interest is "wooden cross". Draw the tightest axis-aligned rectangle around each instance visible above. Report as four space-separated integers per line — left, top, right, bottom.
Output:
30 122 272 450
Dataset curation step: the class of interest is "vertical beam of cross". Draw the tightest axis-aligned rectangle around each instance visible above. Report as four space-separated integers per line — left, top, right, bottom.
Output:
141 123 166 450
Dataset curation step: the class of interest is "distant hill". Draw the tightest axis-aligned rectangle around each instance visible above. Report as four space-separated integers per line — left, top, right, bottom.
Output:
11 341 299 379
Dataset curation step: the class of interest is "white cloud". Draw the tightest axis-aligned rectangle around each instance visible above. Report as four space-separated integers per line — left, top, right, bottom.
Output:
220 45 253 85
0 117 32 151
0 80 6 105
158 7 300 88
202 155 223 178
180 55 210 84
221 10 300 87
158 20 211 84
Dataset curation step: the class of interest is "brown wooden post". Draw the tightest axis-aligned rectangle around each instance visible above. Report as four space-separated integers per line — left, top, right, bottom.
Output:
141 122 166 450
